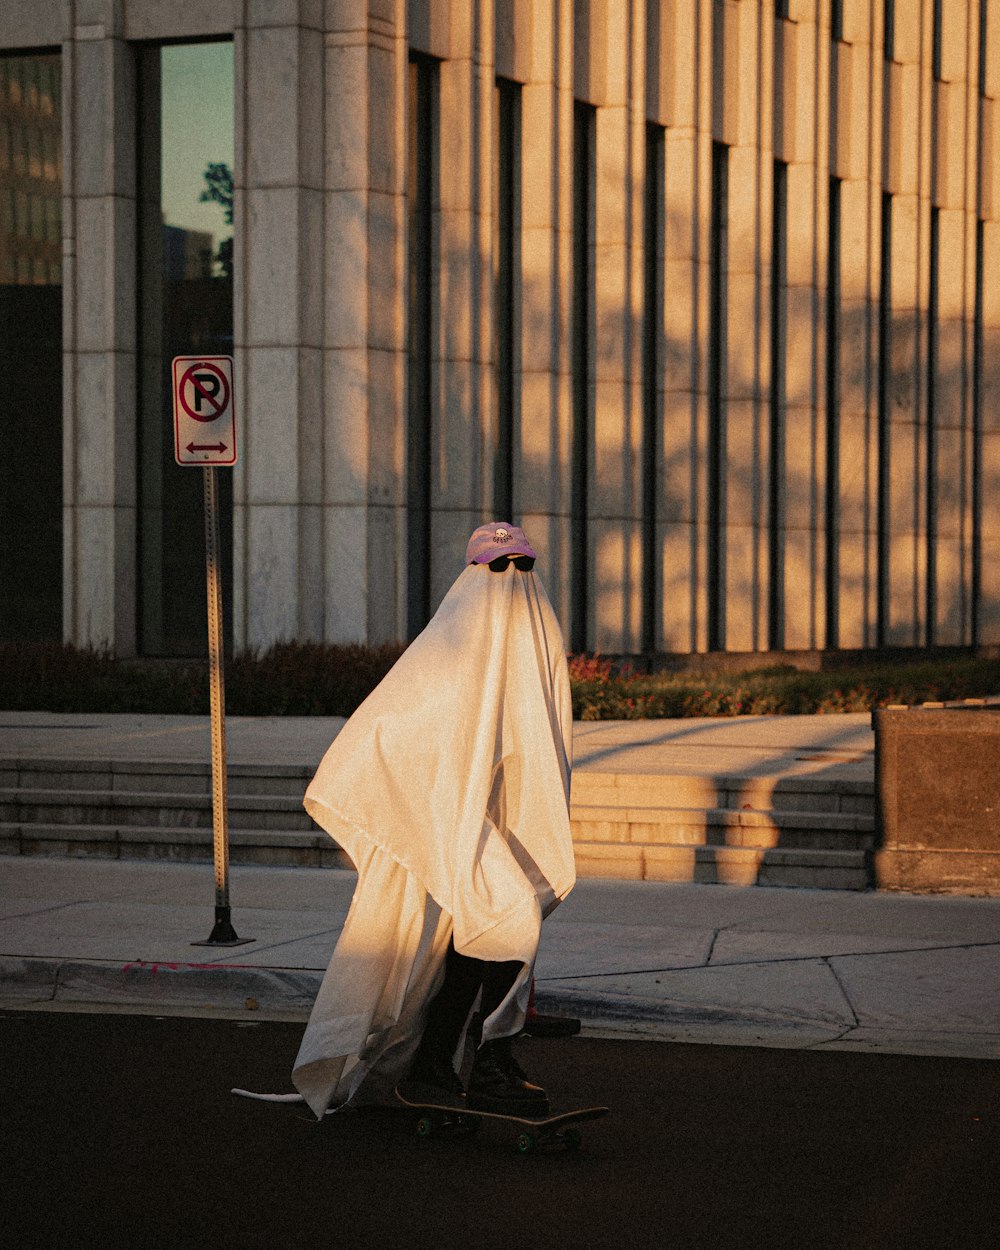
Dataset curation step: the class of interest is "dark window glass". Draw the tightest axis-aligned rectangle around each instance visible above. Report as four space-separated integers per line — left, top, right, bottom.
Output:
642 124 665 654
0 51 62 641
884 0 895 61
708 141 729 651
826 177 842 647
572 101 595 653
494 77 520 524
877 192 892 645
769 160 788 650
407 54 437 639
932 0 943 80
972 218 984 645
137 41 234 657
831 0 844 41
927 206 940 641
980 0 988 97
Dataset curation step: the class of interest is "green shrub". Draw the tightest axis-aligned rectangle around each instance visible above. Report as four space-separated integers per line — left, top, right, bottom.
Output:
2 640 997 719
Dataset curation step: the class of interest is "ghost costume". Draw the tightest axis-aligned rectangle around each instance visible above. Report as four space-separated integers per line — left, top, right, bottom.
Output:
291 560 575 1119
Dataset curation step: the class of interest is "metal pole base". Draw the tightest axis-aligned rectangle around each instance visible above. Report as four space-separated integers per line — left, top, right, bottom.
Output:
192 906 255 947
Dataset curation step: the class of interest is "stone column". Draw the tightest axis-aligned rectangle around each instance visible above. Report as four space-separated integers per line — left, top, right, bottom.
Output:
882 1 925 646
322 0 407 644
585 0 644 653
658 0 710 653
63 0 137 654
931 0 977 645
519 0 575 629
779 3 827 652
232 0 325 651
835 0 881 649
722 0 769 653
430 0 496 605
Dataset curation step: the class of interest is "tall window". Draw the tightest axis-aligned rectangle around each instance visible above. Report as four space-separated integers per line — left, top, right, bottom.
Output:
571 101 595 653
0 52 62 641
769 160 788 650
407 54 438 639
926 206 940 641
972 218 984 645
877 192 893 645
826 177 842 647
708 141 729 651
137 41 234 656
642 124 665 654
494 77 520 523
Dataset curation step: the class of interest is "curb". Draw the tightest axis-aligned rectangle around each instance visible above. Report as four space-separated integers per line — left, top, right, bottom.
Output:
0 956 322 1015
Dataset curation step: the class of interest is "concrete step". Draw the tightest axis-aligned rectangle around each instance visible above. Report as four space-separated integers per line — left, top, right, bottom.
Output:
0 821 869 888
1 759 875 815
0 757 877 890
0 822 351 869
571 771 874 816
571 805 874 851
0 759 312 797
572 841 872 890
0 788 316 832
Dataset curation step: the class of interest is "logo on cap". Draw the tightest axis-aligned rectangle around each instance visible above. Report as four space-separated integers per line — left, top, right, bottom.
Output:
493 528 511 543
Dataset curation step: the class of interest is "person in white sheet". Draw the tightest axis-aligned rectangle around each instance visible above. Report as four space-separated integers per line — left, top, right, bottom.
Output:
291 523 576 1120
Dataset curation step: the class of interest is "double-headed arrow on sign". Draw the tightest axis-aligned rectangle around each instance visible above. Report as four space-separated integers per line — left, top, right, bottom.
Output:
187 441 229 454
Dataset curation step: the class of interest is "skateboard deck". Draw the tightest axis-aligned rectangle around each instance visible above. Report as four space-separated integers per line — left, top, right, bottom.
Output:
395 1088 608 1154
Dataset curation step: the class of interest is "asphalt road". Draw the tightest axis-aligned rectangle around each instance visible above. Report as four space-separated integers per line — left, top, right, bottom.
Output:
3 1010 997 1250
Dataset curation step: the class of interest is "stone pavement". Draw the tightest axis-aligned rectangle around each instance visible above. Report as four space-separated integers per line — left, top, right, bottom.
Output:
0 710 998 1060
3 849 999 1062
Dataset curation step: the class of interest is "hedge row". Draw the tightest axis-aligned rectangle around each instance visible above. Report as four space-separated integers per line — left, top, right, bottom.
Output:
2 641 997 719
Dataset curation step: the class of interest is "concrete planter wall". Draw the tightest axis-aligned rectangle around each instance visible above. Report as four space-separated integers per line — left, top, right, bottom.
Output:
873 705 1000 895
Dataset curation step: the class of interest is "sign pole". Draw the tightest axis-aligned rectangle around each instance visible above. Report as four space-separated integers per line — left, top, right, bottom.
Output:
191 465 252 947
171 353 248 945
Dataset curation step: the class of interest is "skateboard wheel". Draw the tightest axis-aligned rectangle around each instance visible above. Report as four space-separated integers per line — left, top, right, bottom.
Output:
416 1116 435 1138
516 1132 536 1154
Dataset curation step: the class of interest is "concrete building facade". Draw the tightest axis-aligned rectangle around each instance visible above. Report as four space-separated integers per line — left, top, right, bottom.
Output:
1 0 998 659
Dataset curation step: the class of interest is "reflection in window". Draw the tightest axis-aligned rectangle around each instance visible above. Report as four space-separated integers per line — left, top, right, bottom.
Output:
0 52 62 641
137 42 234 656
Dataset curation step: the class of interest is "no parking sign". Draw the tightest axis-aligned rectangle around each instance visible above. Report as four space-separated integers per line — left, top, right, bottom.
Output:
172 355 237 466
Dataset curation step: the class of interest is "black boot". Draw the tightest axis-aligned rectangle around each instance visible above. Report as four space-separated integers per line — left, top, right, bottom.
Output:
397 1034 465 1105
467 1037 549 1117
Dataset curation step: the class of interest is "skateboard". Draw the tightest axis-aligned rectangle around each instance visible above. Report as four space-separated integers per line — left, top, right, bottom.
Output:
395 1088 608 1154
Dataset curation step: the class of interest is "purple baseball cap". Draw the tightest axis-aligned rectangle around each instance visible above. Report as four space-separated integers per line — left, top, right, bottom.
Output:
466 522 537 565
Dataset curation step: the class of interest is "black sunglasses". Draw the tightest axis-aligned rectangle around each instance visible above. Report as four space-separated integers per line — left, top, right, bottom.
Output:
488 555 535 572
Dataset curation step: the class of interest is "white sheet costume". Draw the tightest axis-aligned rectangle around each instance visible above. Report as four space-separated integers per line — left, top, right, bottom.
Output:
291 561 575 1119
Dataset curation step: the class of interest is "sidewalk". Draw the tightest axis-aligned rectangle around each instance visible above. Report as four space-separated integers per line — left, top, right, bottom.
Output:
1 711 998 1060
0 707 876 778
3 851 999 1060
